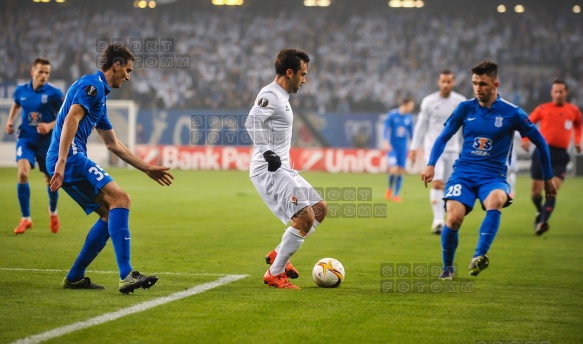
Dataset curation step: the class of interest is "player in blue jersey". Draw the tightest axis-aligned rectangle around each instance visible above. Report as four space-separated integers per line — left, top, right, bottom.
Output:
421 61 556 279
5 58 64 235
46 44 174 293
383 97 414 202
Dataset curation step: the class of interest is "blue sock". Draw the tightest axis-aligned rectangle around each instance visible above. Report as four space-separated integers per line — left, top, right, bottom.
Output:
17 183 31 217
441 225 458 271
474 209 501 257
394 175 403 196
540 198 556 223
47 186 58 213
388 175 395 189
109 208 133 279
66 219 110 282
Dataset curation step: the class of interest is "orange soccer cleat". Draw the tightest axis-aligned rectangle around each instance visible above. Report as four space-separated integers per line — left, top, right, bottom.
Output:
392 195 403 203
14 219 33 235
265 250 299 279
49 210 60 234
385 189 393 200
263 269 300 289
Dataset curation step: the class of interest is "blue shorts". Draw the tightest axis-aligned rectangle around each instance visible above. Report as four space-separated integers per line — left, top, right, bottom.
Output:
444 171 512 214
388 147 408 168
47 153 114 215
16 138 49 174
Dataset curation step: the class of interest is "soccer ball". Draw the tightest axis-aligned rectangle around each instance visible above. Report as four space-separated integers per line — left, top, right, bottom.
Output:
312 258 345 288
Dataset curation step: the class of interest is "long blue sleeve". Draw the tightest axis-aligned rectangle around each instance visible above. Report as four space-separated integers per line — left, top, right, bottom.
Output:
527 129 553 179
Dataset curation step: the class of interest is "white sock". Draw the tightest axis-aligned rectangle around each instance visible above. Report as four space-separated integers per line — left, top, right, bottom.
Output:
430 188 445 225
270 226 304 275
274 220 319 252
304 219 319 238
22 216 32 221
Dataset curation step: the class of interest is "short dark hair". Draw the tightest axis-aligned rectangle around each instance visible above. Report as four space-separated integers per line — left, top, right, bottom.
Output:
400 96 414 106
33 57 50 66
100 44 135 71
471 61 498 80
440 69 453 76
274 48 310 76
552 78 568 91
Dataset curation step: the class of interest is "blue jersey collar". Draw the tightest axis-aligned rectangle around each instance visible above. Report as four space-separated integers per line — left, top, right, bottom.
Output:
28 80 48 93
95 70 111 95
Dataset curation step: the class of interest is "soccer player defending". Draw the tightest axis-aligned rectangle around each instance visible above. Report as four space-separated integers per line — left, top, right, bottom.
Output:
5 58 64 235
521 79 582 236
47 44 174 292
421 61 556 279
245 48 328 289
382 97 414 202
410 70 466 234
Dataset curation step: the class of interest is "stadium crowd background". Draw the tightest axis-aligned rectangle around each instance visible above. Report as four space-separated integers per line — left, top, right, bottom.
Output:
0 0 582 115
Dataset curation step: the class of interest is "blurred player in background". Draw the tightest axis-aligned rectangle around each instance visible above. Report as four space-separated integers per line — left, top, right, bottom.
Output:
383 97 414 202
47 44 174 293
521 79 582 236
410 70 466 234
422 61 556 279
245 48 328 290
5 58 64 235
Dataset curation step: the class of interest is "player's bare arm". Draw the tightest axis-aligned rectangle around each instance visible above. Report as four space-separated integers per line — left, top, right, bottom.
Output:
421 165 435 188
5 103 22 135
36 120 56 134
50 104 85 192
97 128 174 186
544 179 557 199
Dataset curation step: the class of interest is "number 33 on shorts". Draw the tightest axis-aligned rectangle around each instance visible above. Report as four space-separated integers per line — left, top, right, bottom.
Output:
88 164 109 181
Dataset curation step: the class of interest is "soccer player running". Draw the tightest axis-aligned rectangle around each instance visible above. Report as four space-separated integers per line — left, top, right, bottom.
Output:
421 61 556 279
383 97 414 202
521 79 582 236
47 44 174 293
245 48 328 290
410 70 466 234
5 58 64 235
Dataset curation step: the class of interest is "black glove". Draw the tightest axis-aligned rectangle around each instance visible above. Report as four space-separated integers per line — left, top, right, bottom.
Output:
263 150 281 172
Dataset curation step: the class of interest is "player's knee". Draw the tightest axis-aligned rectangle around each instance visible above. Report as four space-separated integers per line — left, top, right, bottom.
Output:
293 206 315 233
113 191 131 209
484 192 507 210
446 216 463 230
313 201 327 222
17 170 29 183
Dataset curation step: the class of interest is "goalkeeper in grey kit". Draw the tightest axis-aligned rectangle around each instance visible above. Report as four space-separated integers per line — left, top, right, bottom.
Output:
244 48 328 289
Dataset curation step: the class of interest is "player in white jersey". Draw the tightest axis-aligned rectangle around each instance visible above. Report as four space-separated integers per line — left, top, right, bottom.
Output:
245 48 327 289
410 70 466 234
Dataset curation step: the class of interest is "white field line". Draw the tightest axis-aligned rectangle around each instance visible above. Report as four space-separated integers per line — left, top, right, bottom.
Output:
0 267 226 276
11 274 248 344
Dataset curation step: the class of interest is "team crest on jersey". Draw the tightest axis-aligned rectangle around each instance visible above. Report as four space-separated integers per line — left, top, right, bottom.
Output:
495 116 503 127
85 85 97 97
41 94 48 104
291 196 298 205
257 98 269 107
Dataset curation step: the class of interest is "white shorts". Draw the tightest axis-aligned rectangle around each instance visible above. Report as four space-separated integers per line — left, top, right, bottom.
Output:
251 166 323 224
434 151 458 183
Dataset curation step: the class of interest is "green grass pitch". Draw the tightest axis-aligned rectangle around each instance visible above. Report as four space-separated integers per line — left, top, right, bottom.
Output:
1 167 582 343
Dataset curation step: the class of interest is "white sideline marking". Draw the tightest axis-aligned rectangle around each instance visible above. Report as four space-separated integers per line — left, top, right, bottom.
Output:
0 267 227 276
11 274 248 344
